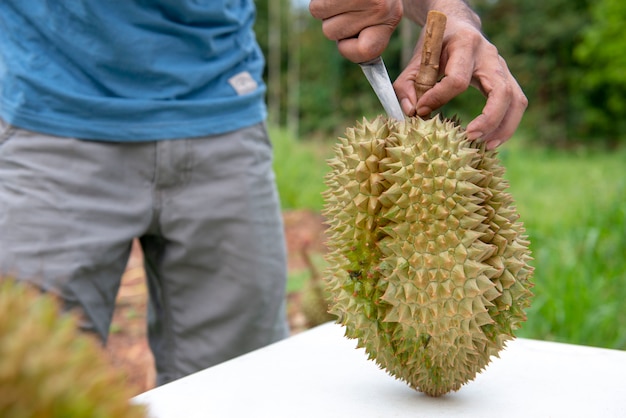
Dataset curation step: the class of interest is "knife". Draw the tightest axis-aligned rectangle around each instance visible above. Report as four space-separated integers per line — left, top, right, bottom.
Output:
359 56 405 121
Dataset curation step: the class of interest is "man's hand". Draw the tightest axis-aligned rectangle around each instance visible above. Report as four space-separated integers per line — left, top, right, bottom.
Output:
310 0 528 149
309 0 403 63
395 17 528 149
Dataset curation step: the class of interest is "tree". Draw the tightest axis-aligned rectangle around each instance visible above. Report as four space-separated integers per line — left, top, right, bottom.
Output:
254 0 625 146
255 0 403 138
574 0 626 144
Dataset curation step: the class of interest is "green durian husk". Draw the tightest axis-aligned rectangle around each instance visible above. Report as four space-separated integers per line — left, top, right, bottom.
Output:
0 279 147 418
323 115 534 397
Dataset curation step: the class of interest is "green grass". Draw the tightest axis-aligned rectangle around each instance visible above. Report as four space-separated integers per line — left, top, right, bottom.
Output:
501 144 626 349
272 124 626 350
271 127 331 211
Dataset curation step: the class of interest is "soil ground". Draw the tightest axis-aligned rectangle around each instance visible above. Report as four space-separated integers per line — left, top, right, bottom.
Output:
106 209 327 396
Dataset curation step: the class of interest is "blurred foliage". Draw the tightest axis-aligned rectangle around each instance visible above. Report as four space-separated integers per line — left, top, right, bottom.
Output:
254 0 625 146
474 0 626 147
573 0 626 143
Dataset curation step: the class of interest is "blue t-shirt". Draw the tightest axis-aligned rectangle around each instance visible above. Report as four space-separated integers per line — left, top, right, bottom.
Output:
0 1 267 141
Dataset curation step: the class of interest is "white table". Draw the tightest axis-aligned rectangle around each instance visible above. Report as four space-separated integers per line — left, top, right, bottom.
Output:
134 322 626 418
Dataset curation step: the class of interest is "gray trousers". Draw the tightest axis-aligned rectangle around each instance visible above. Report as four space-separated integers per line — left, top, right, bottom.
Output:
0 119 289 385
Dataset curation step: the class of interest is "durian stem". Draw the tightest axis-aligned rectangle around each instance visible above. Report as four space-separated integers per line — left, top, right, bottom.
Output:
414 11 447 102
301 242 320 283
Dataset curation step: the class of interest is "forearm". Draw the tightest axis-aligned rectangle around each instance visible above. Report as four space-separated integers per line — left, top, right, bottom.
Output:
402 0 481 29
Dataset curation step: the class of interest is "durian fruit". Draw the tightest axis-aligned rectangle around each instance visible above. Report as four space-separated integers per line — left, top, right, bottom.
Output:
323 115 534 397
0 279 146 418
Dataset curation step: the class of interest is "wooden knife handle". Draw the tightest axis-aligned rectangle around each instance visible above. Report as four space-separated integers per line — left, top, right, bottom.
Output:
414 11 447 101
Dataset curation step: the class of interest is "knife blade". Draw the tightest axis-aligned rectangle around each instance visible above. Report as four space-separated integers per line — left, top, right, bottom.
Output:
359 57 405 121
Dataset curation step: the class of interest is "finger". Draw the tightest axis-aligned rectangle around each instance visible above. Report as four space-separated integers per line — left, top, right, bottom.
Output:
337 24 395 63
395 52 474 116
466 80 511 141
481 85 528 149
394 71 419 116
414 42 476 116
318 9 381 42
466 58 526 143
309 0 360 20
310 0 402 44
485 139 501 150
393 43 424 115
415 71 471 117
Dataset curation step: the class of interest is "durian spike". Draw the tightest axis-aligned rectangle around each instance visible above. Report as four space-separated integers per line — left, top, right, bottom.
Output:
414 11 447 104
